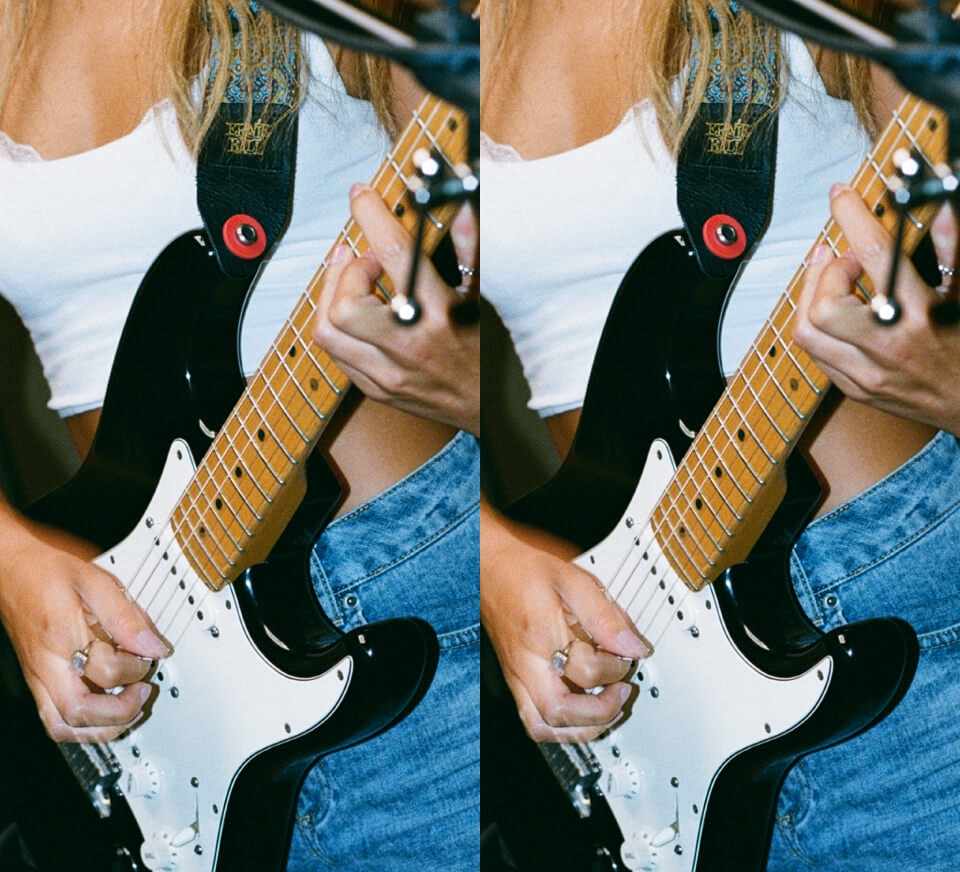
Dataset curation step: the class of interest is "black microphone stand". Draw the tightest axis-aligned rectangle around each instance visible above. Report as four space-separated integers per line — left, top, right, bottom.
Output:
741 0 960 322
260 0 479 323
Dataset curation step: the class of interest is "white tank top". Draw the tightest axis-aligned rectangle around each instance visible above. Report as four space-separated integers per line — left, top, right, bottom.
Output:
0 35 389 417
480 34 871 417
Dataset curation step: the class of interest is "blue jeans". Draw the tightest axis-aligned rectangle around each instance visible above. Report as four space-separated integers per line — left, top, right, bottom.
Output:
768 431 960 871
286 432 480 872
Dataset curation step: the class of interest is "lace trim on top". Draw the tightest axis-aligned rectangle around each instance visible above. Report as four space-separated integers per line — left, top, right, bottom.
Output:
0 102 167 163
480 106 644 165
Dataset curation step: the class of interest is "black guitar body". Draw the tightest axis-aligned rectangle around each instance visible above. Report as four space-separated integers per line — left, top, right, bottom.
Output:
481 230 918 872
0 230 437 872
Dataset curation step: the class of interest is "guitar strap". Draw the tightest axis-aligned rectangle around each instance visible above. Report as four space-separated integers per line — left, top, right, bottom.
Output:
197 1 299 279
677 1 779 279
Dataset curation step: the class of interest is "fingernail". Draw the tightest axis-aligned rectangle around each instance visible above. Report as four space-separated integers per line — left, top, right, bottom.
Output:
829 183 848 201
616 630 651 659
137 684 152 704
809 242 831 264
136 631 171 659
329 242 351 264
349 183 369 201
618 685 632 704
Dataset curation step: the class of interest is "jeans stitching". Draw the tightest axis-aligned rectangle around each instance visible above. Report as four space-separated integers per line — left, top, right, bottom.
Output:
334 502 479 590
801 431 947 534
322 432 474 532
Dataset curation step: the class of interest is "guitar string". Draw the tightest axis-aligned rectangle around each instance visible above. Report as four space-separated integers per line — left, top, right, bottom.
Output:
119 101 456 646
171 96 452 564
594 98 939 661
109 98 461 648
127 99 457 632
641 96 933 595
624 100 936 632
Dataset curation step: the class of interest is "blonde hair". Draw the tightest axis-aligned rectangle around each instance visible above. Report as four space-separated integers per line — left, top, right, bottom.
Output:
481 0 884 155
0 1 397 155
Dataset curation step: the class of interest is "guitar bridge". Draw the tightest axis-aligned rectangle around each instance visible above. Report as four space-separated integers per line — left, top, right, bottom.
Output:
59 741 122 819
539 741 601 819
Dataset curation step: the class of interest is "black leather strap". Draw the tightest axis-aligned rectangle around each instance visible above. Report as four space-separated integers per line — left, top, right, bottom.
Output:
677 3 779 279
197 4 299 278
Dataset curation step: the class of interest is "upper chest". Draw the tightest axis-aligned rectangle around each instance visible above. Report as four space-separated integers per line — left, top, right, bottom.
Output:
0 3 167 160
482 3 640 159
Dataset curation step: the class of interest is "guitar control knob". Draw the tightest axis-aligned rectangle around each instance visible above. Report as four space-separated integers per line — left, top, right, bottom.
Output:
602 758 640 799
140 830 179 871
620 829 660 871
124 759 160 799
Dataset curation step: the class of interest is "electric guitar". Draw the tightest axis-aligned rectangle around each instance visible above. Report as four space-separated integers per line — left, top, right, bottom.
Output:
482 90 947 872
0 93 468 872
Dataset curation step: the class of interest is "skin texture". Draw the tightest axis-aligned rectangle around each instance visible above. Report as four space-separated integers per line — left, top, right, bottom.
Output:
0 2 478 741
479 1 948 743
794 188 960 437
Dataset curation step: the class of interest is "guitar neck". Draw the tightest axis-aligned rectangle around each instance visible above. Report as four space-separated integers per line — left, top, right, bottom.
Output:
172 94 468 590
653 93 948 591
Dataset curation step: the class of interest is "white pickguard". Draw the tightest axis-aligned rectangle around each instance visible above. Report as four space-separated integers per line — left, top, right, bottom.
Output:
90 440 353 871
573 439 832 872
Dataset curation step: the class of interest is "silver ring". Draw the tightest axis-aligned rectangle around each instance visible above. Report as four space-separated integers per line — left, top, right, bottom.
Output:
939 263 956 279
458 264 477 279
70 641 94 677
550 640 574 677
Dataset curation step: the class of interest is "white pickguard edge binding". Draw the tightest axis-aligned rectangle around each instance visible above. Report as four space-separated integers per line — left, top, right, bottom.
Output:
573 439 833 872
91 439 353 871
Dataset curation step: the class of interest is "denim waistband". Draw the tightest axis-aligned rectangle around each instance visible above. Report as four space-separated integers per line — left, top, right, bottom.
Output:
792 431 960 596
311 430 480 595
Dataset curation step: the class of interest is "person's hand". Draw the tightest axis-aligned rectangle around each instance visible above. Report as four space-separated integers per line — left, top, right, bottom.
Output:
481 500 652 743
793 185 960 437
311 185 479 435
0 519 171 742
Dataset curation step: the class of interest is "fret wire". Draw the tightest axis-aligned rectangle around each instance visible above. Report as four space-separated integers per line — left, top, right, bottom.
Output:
270 345 327 420
170 94 466 588
197 463 257 540
683 447 744 520
287 322 346 397
176 510 233 578
651 93 945 588
695 430 754 505
726 393 777 464
726 377 783 461
253 374 310 443
733 371 791 444
661 467 727 551
704 414 765 488
233 401 289 486
216 434 272 510
712 397 772 491
667 460 738 533
656 510 713 580
671 470 730 545
182 467 251 547
246 392 295 468
750 345 805 421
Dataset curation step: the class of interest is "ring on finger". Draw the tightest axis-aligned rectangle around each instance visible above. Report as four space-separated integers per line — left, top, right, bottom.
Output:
458 263 477 279
70 640 95 677
939 263 956 279
550 640 575 677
